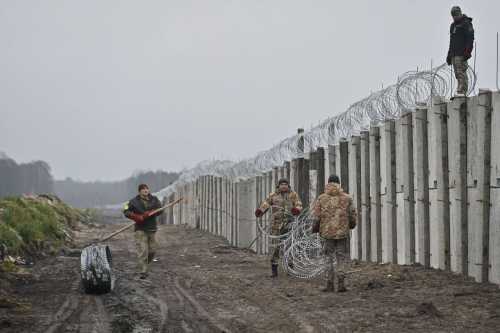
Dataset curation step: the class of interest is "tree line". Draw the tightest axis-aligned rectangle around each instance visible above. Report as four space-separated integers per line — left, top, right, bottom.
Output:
54 170 179 208
0 152 179 208
0 155 53 197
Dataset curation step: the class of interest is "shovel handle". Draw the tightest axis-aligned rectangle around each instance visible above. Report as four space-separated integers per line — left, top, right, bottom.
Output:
98 197 184 243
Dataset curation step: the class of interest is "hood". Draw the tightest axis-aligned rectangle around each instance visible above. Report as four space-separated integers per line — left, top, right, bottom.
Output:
325 183 342 196
459 14 473 22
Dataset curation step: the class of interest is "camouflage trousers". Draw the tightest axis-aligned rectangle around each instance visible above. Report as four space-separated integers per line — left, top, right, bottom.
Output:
269 221 290 264
322 238 348 282
135 230 157 273
452 56 468 95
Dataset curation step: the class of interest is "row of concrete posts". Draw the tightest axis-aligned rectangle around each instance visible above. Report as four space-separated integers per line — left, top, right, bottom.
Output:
162 91 500 285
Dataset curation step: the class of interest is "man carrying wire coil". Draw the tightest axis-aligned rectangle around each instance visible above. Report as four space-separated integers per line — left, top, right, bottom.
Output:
311 175 357 292
255 178 303 278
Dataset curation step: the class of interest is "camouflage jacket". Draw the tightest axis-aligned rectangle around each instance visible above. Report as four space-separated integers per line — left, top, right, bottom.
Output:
312 183 357 240
258 190 303 234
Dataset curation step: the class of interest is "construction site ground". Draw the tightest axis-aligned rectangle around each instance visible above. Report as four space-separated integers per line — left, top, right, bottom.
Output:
2 215 500 333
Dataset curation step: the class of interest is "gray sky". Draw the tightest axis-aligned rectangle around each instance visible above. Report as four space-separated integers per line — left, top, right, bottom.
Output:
1 0 499 181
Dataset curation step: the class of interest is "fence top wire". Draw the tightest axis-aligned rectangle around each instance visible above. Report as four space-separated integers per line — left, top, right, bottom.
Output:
156 63 476 199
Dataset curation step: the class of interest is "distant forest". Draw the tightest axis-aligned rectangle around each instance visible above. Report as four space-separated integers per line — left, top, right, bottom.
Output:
0 152 179 208
0 154 54 197
54 170 180 208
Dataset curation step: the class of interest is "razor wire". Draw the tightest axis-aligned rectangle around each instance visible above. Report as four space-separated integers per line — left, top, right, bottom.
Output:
154 63 476 279
157 62 476 201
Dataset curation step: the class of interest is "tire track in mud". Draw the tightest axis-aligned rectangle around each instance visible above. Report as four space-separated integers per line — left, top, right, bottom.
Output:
43 273 112 333
108 236 229 333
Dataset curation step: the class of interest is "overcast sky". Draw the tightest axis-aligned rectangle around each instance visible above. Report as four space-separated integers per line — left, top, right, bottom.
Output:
1 0 499 181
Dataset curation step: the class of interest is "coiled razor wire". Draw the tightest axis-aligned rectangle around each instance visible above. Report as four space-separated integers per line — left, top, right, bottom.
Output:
156 63 476 201
152 63 476 279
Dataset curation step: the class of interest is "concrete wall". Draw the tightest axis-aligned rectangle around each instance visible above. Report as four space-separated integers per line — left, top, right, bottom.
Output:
169 91 500 285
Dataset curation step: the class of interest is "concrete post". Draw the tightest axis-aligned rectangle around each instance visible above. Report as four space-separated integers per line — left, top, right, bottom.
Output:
316 147 325 195
279 167 285 180
327 145 337 184
369 126 382 262
259 173 267 254
221 177 227 238
309 149 319 204
237 179 257 250
284 161 291 184
448 96 468 275
296 157 310 208
255 176 263 254
395 112 415 265
338 139 350 193
266 171 272 253
489 91 500 284
234 182 239 246
467 90 492 282
349 136 362 260
218 177 223 235
205 176 209 231
272 167 279 190
290 159 297 191
195 179 201 229
214 177 220 235
360 131 371 261
413 105 430 267
210 176 215 233
380 120 397 263
428 96 450 270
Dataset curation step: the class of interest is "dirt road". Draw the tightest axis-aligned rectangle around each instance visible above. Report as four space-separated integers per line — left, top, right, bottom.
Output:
2 219 500 333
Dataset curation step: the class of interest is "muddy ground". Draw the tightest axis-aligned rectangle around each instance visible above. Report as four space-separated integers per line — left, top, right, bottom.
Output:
2 216 500 333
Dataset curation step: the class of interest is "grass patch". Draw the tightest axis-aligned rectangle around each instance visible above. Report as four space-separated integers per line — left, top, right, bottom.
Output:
0 196 88 257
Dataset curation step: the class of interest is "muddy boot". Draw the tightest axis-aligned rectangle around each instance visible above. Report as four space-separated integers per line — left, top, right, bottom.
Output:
337 275 347 292
270 263 278 278
322 280 334 292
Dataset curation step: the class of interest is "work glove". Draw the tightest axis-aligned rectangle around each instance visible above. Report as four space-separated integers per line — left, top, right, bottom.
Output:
446 55 452 66
255 208 264 218
143 210 155 218
127 212 145 224
291 207 301 216
464 48 472 60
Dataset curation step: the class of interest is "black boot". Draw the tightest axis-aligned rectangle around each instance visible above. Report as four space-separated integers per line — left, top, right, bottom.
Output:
337 275 347 292
270 263 278 278
322 280 334 292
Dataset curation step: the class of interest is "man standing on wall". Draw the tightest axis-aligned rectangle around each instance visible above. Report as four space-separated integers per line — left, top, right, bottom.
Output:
446 5 474 98
123 184 162 279
255 178 302 278
312 175 357 292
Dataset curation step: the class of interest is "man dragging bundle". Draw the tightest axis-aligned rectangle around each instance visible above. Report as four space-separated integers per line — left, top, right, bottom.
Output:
123 184 162 279
312 175 357 292
255 178 302 278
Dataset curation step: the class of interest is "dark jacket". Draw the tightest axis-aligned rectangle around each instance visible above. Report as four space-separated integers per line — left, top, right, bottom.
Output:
123 194 162 232
448 15 474 57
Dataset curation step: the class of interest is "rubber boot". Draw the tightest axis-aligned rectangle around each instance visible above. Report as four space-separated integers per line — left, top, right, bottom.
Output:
337 275 347 292
270 263 278 278
322 280 334 292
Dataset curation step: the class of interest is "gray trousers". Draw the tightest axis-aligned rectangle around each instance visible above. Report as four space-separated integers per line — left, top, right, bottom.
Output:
452 56 468 95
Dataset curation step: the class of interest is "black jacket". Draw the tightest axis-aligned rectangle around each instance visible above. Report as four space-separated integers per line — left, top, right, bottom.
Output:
123 194 162 232
448 15 474 57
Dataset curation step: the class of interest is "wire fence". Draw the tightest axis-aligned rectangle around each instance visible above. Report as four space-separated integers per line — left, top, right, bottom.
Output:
157 62 476 200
